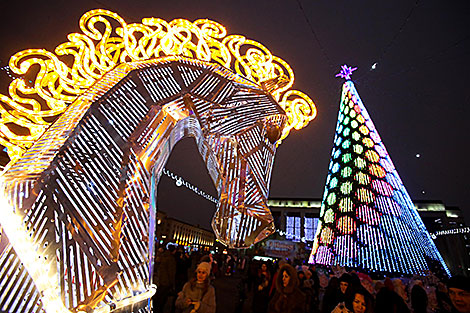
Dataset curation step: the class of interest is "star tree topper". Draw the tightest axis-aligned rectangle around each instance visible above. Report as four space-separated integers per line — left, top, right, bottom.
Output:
336 64 357 80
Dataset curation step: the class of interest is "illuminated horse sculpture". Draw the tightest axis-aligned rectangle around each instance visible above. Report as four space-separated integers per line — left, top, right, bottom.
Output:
0 9 316 313
0 57 286 312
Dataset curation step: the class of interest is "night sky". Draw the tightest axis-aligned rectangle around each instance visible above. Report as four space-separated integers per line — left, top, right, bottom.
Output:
0 0 468 229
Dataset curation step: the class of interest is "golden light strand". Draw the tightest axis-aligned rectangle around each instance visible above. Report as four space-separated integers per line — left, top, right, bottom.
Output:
0 9 316 163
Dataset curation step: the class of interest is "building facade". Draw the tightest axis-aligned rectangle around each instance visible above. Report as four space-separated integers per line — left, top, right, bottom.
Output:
415 201 470 276
268 198 321 244
268 198 469 276
156 211 215 250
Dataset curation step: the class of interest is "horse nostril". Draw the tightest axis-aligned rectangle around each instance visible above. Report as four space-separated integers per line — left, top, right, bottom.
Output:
266 124 282 144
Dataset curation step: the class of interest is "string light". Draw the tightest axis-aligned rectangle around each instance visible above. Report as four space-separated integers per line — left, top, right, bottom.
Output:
430 227 470 239
162 168 218 204
0 65 17 80
336 65 357 80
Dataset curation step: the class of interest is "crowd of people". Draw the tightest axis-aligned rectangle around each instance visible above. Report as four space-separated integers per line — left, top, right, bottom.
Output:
151 245 470 313
152 245 217 313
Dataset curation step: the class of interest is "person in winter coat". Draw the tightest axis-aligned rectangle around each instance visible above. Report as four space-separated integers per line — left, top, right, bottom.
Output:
175 262 216 313
322 277 340 313
328 273 355 313
332 286 373 313
268 264 307 313
253 262 272 313
153 245 177 313
338 274 353 304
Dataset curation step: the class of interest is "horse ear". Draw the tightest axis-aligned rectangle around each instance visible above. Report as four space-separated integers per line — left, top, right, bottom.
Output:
266 124 281 144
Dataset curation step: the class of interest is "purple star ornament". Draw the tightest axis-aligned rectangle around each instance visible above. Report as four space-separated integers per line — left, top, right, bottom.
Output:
336 65 357 80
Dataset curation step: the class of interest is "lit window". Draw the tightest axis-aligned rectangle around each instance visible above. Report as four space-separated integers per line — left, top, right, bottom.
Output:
295 217 301 242
304 218 319 241
286 216 295 240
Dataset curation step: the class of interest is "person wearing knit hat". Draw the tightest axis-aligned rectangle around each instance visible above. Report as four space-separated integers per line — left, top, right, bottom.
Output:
175 262 215 313
447 275 470 313
197 262 211 276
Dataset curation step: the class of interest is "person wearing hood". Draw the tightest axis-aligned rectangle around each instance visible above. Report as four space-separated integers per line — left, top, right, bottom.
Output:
447 275 470 313
268 264 307 313
338 274 353 303
329 274 354 312
175 262 216 313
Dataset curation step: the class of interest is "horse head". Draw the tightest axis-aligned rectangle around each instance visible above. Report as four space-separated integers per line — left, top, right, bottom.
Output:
0 57 286 312
183 82 287 248
121 57 287 248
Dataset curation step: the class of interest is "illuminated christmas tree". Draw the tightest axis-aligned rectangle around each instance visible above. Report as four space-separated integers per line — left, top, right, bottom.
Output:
309 65 450 276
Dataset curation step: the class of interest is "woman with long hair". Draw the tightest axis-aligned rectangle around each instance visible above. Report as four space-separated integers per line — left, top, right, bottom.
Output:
332 286 374 313
268 264 307 313
349 288 374 313
175 262 216 313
